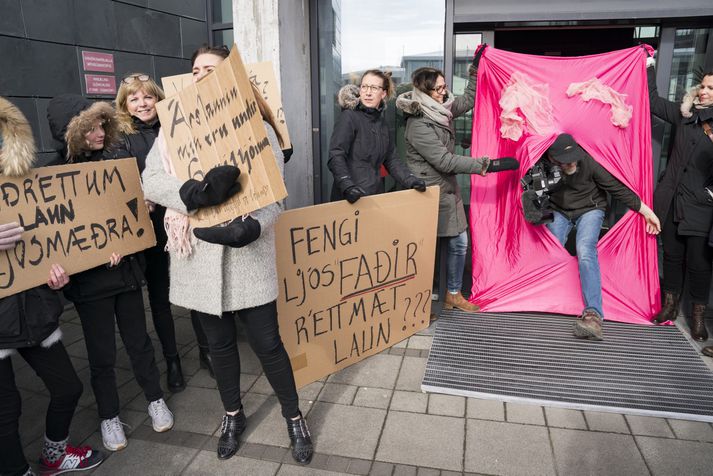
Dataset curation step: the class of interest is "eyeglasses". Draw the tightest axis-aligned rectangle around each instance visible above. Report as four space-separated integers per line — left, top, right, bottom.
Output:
360 84 384 93
122 74 150 85
433 84 448 94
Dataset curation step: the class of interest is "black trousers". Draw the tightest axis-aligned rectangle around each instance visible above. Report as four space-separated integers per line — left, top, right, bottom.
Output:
0 342 82 475
661 208 713 304
75 290 163 419
144 245 178 357
196 301 299 418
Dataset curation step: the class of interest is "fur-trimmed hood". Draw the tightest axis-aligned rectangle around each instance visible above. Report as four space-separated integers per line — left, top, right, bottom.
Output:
0 96 36 177
47 94 120 161
395 91 424 117
680 85 712 118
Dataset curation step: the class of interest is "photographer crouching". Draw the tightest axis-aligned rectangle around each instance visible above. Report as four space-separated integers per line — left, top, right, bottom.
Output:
526 134 661 340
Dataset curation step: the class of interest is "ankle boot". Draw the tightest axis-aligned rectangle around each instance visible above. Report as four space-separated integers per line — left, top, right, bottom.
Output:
653 290 680 324
198 346 215 379
217 410 247 460
690 303 709 341
286 413 313 464
444 292 480 312
165 354 186 392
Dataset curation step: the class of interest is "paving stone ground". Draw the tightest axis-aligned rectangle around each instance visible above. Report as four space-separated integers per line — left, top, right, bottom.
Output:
14 303 713 475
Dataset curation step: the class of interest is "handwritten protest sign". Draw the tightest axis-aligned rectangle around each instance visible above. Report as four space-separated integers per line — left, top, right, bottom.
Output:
276 187 439 388
162 62 290 148
246 62 291 149
0 159 156 298
156 46 288 226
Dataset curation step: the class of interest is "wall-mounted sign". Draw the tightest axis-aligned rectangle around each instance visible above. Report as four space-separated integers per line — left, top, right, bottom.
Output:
81 51 115 73
85 74 117 95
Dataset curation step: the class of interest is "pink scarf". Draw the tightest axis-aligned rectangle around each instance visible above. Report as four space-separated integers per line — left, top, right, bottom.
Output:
156 131 193 258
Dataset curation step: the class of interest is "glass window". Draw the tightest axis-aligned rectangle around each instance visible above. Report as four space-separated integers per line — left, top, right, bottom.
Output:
212 0 232 23
315 0 445 202
213 29 234 48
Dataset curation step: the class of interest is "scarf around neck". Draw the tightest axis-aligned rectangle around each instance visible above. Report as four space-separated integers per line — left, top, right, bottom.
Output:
410 87 454 128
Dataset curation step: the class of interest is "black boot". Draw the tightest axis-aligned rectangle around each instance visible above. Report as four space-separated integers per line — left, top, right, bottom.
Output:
199 346 215 379
165 354 186 392
653 290 680 324
217 410 247 460
690 303 709 341
286 413 313 465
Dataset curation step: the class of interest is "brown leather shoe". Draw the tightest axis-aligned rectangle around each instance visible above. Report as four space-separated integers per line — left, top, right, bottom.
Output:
653 290 681 324
444 292 480 312
690 303 709 341
573 309 603 341
702 346 713 358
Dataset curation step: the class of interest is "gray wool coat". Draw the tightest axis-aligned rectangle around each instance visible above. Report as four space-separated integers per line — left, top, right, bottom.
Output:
395 68 488 237
142 123 284 316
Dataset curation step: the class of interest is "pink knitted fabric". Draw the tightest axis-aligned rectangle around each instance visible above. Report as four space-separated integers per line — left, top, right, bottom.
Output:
499 72 555 140
567 78 633 128
468 45 658 324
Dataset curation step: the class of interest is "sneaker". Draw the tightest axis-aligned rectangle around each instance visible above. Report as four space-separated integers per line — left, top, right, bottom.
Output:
39 445 105 475
100 417 128 452
573 309 604 341
148 398 174 432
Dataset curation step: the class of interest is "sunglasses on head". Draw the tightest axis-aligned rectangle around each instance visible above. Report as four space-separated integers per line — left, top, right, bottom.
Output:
122 74 150 85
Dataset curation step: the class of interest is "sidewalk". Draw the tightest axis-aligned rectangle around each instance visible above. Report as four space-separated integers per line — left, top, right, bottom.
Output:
15 303 713 475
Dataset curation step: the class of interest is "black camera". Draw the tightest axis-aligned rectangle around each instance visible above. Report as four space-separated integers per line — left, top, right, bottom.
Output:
521 159 564 225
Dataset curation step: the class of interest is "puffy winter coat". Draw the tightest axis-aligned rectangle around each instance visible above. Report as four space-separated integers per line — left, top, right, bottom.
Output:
0 96 64 355
396 68 488 237
328 85 417 201
46 94 146 304
649 67 713 236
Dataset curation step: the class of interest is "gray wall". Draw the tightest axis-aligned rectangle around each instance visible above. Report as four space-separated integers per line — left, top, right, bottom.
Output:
453 0 713 22
278 0 314 209
0 0 208 164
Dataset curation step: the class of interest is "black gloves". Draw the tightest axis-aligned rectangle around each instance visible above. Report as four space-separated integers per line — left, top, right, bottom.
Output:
193 215 261 248
486 157 520 173
179 165 241 211
343 185 367 204
472 44 487 69
403 175 427 192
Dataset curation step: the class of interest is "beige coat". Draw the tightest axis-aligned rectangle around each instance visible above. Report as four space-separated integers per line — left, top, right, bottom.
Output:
142 123 284 316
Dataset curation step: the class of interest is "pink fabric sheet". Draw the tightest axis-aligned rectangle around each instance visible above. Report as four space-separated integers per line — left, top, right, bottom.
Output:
469 45 659 324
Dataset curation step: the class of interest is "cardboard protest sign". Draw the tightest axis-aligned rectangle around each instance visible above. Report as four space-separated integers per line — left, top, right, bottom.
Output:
276 187 439 388
0 159 156 298
156 46 288 227
160 73 192 96
161 62 291 148
246 62 291 149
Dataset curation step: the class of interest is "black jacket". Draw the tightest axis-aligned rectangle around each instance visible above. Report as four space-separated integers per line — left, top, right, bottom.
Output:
113 118 168 246
46 94 147 304
328 84 416 201
0 288 64 351
649 67 713 236
548 154 641 220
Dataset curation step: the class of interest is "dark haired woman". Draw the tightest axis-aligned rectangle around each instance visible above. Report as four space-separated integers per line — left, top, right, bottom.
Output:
328 69 425 203
396 47 491 313
648 59 713 342
141 45 313 464
46 94 173 452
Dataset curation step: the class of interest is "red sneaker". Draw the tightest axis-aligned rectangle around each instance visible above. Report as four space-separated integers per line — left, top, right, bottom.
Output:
39 445 105 475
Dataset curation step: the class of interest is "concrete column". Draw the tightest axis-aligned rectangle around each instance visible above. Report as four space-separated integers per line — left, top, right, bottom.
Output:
233 0 313 208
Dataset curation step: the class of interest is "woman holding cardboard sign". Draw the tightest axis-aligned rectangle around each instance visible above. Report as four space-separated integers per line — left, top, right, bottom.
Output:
141 45 313 464
114 73 215 391
46 94 174 453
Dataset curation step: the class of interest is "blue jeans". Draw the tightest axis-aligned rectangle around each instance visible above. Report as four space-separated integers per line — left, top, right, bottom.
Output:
546 209 605 317
447 231 468 293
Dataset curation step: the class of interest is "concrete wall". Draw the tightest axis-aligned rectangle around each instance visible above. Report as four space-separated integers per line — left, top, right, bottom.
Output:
0 0 208 164
233 0 314 209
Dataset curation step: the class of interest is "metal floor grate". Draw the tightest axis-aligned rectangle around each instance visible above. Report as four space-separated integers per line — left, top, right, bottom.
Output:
422 310 713 422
